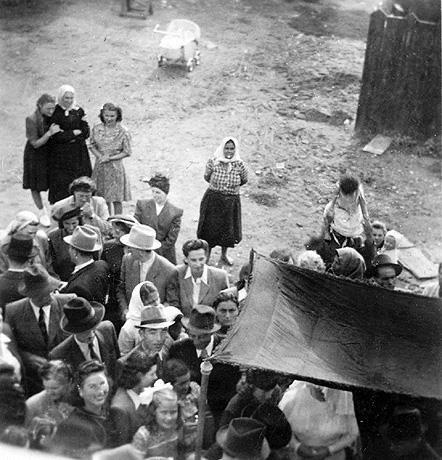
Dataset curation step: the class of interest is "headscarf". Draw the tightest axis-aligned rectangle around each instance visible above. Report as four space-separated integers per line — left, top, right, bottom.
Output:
5 211 39 236
331 247 366 279
380 230 399 263
213 137 241 172
57 85 78 116
126 281 159 321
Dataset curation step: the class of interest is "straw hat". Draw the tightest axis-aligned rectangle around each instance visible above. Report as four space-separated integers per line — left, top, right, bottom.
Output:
63 226 102 252
61 297 105 333
120 224 161 251
107 214 139 227
181 304 220 334
135 305 175 329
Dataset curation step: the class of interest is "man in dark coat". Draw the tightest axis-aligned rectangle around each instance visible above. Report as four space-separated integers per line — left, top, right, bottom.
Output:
49 297 120 382
5 264 74 395
0 233 36 313
61 225 110 304
167 305 240 428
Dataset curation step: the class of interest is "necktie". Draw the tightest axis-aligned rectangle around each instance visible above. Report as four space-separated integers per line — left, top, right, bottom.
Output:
38 307 48 346
88 341 100 361
200 348 209 360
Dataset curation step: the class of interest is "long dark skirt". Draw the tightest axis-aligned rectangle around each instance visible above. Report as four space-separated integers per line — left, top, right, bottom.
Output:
197 188 242 248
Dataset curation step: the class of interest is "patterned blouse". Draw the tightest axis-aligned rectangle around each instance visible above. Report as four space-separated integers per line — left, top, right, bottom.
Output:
204 159 248 195
90 123 131 159
132 425 179 458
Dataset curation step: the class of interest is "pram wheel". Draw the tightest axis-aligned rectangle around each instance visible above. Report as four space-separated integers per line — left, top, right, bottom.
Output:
158 55 166 67
186 58 194 72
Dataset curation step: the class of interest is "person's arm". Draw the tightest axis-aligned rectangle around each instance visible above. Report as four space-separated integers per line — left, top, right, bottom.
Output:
161 210 183 251
26 117 61 149
78 108 90 139
88 125 103 160
101 127 131 163
204 159 214 183
134 201 143 224
165 270 180 307
239 161 248 186
116 257 129 315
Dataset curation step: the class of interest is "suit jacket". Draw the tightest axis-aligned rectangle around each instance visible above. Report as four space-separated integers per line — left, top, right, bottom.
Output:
117 253 179 311
176 264 229 317
0 270 25 313
168 337 240 418
49 320 120 380
48 228 76 282
109 387 147 446
134 199 183 264
62 260 110 305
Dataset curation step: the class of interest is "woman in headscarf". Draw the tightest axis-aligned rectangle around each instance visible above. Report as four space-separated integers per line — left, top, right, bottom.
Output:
90 102 132 215
23 93 61 226
329 247 366 280
48 84 92 204
197 137 248 266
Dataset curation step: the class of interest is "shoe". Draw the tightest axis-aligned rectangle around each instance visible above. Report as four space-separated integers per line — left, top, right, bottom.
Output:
39 212 51 227
220 255 233 266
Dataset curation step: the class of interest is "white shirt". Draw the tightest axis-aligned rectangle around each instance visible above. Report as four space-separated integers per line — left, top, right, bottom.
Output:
0 334 21 381
139 255 155 283
185 265 208 306
196 334 214 358
155 202 165 216
74 335 102 361
72 259 94 274
127 389 142 410
30 300 51 331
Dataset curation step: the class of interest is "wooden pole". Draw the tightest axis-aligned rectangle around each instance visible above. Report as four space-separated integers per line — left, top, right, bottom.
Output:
194 360 213 460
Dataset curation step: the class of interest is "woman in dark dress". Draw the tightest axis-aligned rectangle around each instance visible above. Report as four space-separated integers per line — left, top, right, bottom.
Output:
197 137 248 266
23 94 61 226
48 85 92 204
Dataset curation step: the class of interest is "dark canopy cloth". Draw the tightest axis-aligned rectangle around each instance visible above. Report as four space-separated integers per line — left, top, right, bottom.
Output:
212 252 442 400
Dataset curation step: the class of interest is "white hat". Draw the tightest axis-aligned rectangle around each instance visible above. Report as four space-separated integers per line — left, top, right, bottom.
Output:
120 224 161 250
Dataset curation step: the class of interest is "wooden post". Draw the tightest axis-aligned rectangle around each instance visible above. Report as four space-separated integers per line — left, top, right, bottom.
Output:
194 360 213 460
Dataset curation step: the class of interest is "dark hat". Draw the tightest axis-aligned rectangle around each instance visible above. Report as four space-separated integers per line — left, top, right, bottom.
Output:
69 176 96 194
60 297 105 333
216 418 270 460
148 174 170 195
52 205 82 223
380 406 426 442
181 304 220 334
107 214 139 227
251 402 292 450
18 264 61 297
246 369 278 392
4 233 37 259
372 253 402 276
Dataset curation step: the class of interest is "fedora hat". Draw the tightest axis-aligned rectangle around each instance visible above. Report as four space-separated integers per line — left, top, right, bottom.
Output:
61 297 105 333
4 233 37 260
107 214 139 227
251 402 292 450
216 418 270 460
181 304 220 334
135 305 175 329
64 226 102 252
373 253 402 276
18 264 61 297
120 224 161 251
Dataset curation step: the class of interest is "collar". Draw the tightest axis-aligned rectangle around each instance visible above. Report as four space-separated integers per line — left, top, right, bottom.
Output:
74 334 97 350
184 264 208 284
127 389 142 410
7 268 25 273
0 333 11 345
72 259 94 273
29 299 51 311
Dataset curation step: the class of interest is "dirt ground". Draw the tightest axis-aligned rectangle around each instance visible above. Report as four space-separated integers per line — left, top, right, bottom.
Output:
0 0 440 280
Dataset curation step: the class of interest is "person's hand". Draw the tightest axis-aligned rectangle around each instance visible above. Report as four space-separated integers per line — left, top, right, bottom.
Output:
73 129 82 136
48 123 62 135
27 354 48 371
310 446 330 459
81 202 93 218
100 154 111 163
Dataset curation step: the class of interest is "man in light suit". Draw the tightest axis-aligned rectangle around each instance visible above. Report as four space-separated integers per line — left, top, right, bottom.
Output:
5 264 74 395
49 297 120 381
117 225 179 315
134 174 183 264
177 239 229 317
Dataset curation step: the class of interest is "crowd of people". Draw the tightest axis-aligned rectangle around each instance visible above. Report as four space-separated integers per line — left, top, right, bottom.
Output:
0 86 439 460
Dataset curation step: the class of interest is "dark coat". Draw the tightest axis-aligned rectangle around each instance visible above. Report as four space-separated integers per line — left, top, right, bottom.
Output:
109 387 147 446
0 270 25 314
168 337 240 420
62 260 110 305
49 320 120 381
47 228 76 282
134 199 183 264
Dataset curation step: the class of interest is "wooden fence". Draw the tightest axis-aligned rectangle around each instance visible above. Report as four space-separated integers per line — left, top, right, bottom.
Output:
355 9 441 138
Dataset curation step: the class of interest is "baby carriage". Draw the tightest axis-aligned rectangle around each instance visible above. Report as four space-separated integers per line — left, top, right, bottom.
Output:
153 19 201 72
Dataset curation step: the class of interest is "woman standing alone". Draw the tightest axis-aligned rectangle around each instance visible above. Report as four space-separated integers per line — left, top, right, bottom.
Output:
23 94 61 226
48 85 92 204
90 102 131 215
197 137 248 266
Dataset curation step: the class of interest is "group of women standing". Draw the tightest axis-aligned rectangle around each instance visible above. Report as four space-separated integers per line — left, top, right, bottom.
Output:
24 86 249 266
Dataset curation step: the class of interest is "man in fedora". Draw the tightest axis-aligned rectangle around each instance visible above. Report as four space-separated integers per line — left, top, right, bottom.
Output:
101 215 139 333
371 253 402 290
167 305 240 426
5 264 75 395
177 239 229 317
216 417 270 460
117 224 179 315
116 304 174 379
0 233 37 313
62 226 110 305
49 297 120 381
